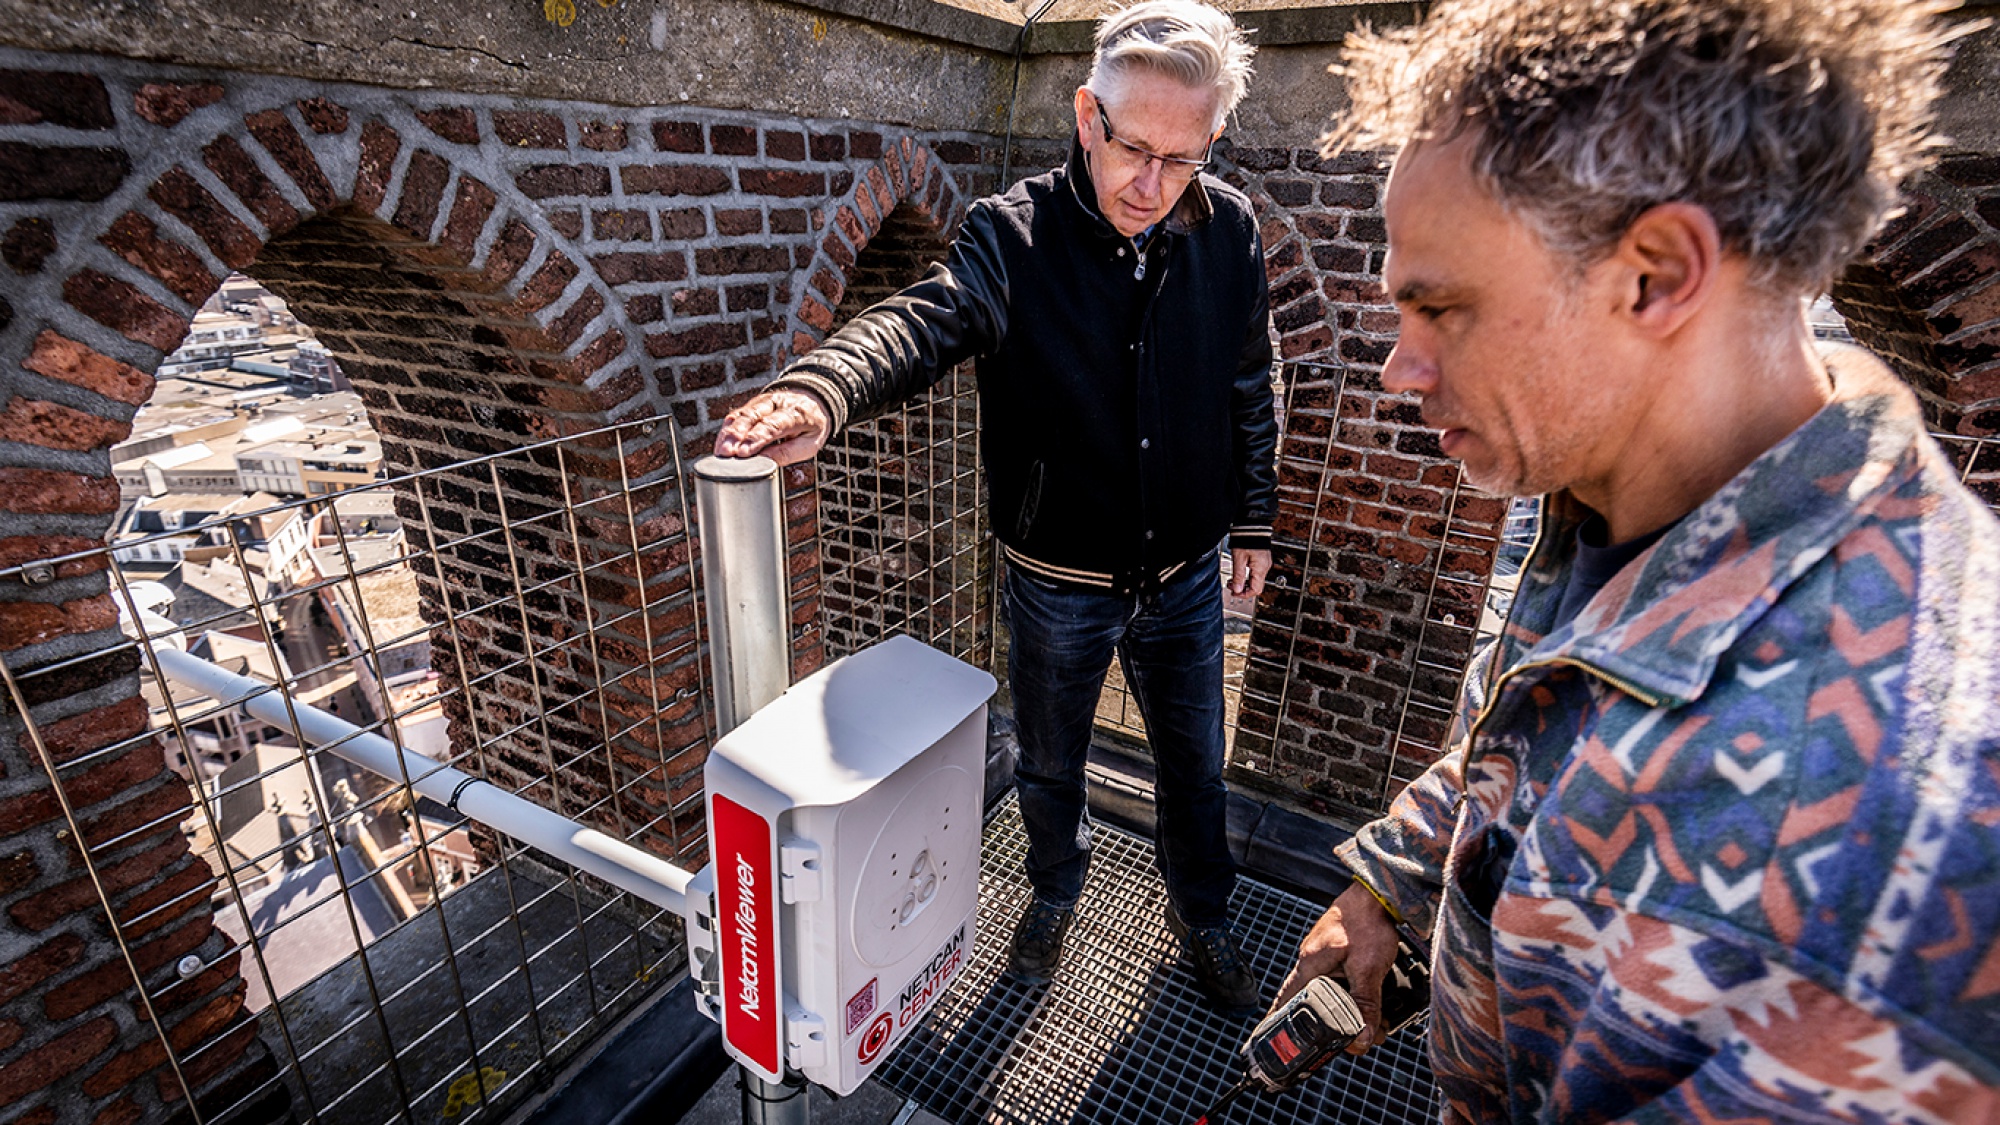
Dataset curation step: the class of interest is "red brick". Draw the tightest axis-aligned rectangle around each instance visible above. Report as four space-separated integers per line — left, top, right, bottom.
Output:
574 328 628 377
0 70 113 129
60 736 169 812
76 779 189 852
494 110 565 148
200 135 298 234
0 1016 116 1105
0 848 39 895
651 120 703 153
479 218 537 290
46 910 213 1022
659 207 706 239
147 166 258 268
417 106 480 145
625 293 663 323
112 853 211 941
244 108 335 211
591 251 687 286
392 148 451 238
1281 324 1335 359
435 176 498 262
545 287 606 350
0 467 121 516
671 287 719 317
809 266 844 304
741 167 825 198
547 207 583 239
3 216 55 273
710 124 756 156
132 82 224 129
515 164 610 199
163 986 245 1053
77 1038 161 1102
695 245 790 276
0 935 85 1008
766 130 805 161
591 207 651 240
645 322 748 358
866 166 893 215
580 120 627 152
798 296 834 332
0 397 130 453
14 841 190 941
621 165 730 196
0 143 129 203
716 208 761 236
506 254 580 315
0 789 59 838
0 1022 20 1055
98 211 218 306
25 697 149 768
883 144 907 195
296 96 349 134
854 186 880 236
352 119 400 215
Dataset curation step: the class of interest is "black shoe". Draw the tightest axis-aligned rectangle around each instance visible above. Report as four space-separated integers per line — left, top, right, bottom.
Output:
1007 899 1074 980
1166 903 1262 1014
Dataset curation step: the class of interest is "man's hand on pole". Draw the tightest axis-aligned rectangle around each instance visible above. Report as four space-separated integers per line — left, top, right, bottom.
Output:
715 389 832 465
1229 548 1272 597
1272 882 1403 1054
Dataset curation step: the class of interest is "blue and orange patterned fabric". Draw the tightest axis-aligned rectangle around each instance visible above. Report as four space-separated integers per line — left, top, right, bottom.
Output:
1337 347 2000 1122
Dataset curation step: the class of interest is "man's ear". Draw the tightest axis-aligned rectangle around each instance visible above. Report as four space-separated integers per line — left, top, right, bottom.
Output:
1617 202 1720 337
1073 86 1096 140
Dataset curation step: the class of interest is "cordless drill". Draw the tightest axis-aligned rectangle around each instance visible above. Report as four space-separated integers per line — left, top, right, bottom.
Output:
1191 931 1431 1124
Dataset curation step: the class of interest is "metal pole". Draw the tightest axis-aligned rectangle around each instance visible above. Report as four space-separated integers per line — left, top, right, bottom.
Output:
148 646 694 914
695 455 793 734
692 453 810 1125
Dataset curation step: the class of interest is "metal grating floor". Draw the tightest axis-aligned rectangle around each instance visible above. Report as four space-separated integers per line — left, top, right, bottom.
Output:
874 795 1442 1125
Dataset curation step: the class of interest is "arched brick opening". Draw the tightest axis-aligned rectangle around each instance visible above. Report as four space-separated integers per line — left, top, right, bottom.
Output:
0 82 693 1125
814 201 973 663
776 139 978 674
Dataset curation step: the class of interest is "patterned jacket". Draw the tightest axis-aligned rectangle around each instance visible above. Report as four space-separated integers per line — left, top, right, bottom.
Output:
1338 348 2000 1122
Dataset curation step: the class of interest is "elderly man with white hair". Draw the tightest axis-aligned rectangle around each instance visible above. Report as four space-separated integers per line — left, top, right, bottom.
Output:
718 0 1276 1013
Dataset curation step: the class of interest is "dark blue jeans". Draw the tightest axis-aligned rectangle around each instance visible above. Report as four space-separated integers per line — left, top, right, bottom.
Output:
1004 558 1236 928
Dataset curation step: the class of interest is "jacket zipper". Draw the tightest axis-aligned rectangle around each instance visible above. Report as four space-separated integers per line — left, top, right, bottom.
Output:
1460 512 1664 758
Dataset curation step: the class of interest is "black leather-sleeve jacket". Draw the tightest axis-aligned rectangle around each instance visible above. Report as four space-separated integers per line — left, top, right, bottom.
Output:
772 141 1278 590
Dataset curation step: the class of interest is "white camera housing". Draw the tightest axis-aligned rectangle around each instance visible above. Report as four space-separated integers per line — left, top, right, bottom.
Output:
685 635 995 1094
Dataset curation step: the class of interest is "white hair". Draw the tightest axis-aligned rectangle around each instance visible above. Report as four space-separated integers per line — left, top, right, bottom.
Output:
1084 1 1256 134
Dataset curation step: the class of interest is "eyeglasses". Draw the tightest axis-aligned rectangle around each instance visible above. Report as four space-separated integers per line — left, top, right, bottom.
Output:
1093 95 1211 185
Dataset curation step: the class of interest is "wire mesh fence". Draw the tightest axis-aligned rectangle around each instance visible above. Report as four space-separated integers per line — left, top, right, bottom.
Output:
815 363 996 672
0 415 710 1125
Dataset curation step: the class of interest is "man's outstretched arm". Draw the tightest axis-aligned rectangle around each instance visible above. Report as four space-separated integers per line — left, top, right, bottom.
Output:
716 200 1010 462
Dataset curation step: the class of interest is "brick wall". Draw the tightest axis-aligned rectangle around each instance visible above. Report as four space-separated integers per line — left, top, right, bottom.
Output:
1833 157 2000 448
1195 143 1506 820
0 55 1001 1125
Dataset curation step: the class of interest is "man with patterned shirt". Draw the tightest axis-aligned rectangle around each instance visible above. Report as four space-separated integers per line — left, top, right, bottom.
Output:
1272 1 2000 1120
